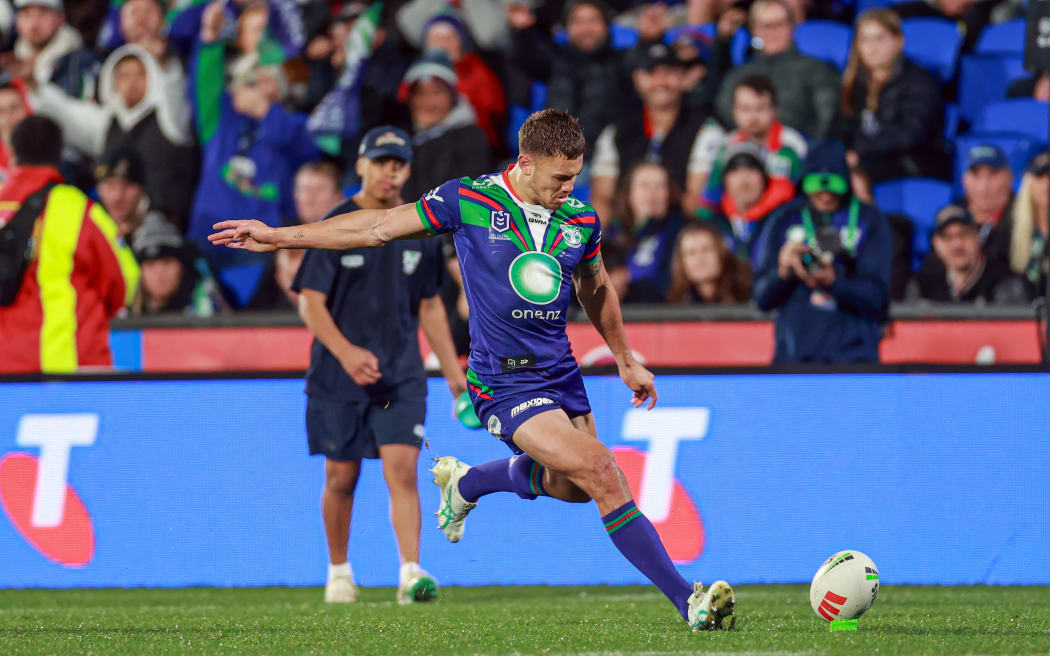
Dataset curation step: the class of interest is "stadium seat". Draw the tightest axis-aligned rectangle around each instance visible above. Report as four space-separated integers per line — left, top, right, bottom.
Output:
507 105 528 155
972 100 1050 144
530 80 547 112
958 55 1027 123
953 133 1044 191
901 19 963 83
218 263 266 309
731 28 750 66
975 19 1025 56
553 23 637 50
873 178 954 268
794 20 852 72
944 103 959 139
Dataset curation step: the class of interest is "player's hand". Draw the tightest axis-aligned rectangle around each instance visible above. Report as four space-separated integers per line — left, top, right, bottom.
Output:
208 220 278 252
338 345 382 386
619 358 657 410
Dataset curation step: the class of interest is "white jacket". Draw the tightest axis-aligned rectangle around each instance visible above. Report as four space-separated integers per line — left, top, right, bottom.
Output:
32 44 193 157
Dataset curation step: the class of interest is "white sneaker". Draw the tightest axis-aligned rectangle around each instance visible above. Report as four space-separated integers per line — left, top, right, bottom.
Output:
687 580 736 631
430 456 476 543
397 562 438 605
324 575 358 603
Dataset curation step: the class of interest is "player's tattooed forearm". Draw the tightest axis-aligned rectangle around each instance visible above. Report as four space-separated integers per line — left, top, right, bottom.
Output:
294 230 305 239
577 253 602 279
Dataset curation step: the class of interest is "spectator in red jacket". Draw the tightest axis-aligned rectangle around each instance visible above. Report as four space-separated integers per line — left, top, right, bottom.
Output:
422 13 506 150
0 116 138 373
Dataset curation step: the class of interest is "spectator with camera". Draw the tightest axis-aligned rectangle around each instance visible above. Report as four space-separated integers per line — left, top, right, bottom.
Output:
666 222 753 304
715 0 840 139
590 42 720 221
698 140 783 267
753 140 892 363
909 205 1029 303
832 9 948 185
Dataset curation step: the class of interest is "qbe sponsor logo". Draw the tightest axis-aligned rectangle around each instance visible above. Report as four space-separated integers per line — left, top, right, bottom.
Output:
510 397 555 417
0 414 98 567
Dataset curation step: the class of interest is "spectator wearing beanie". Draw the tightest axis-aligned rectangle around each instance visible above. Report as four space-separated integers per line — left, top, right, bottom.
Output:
421 12 506 150
398 0 510 53
698 141 779 267
831 9 948 185
131 216 229 316
399 52 492 203
10 0 98 99
507 0 630 159
753 140 892 363
716 0 839 139
94 144 173 244
32 44 198 229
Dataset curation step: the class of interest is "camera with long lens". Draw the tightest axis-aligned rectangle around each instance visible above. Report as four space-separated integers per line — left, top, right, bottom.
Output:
800 225 844 274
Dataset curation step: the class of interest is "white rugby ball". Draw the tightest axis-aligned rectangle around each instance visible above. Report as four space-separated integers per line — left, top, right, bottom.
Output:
810 550 879 622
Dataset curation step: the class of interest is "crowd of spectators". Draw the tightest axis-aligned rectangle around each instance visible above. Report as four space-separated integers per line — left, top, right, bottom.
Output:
0 0 1044 326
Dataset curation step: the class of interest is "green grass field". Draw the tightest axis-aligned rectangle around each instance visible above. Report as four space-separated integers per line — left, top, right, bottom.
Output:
2 584 1048 655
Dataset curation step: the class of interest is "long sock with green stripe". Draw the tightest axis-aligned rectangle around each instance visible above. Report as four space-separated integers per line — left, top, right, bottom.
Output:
602 500 692 619
457 455 547 502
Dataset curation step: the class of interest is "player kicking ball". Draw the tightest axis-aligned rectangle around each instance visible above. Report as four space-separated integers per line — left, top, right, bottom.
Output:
209 110 735 630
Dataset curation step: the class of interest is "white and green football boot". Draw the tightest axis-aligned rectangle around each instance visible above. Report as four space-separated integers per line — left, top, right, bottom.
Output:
430 456 476 543
397 562 438 605
687 580 736 631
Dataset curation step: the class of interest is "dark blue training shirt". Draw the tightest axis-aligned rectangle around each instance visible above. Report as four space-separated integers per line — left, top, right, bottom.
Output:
291 197 445 401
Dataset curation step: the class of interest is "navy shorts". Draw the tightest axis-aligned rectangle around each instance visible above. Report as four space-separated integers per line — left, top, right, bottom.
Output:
305 395 426 461
466 355 591 454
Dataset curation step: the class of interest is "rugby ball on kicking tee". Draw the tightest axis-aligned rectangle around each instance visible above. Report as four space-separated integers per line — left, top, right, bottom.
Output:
810 550 879 622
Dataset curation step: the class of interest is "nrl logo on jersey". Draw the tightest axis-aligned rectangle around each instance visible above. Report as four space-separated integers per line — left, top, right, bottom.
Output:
560 223 583 247
489 210 511 241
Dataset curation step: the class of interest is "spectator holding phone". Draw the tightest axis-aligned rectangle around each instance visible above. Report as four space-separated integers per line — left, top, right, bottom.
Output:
753 140 892 363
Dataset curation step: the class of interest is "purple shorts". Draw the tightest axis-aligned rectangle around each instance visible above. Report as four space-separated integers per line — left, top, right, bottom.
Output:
466 355 592 454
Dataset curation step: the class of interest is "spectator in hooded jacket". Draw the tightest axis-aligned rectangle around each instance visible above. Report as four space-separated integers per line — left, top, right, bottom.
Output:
753 140 892 363
398 0 510 53
698 141 781 267
507 0 630 159
399 52 492 203
6 0 97 99
715 0 840 139
186 3 320 242
421 12 506 151
32 44 198 229
131 216 229 316
831 8 948 185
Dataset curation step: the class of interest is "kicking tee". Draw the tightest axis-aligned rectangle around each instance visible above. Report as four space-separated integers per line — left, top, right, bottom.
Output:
416 167 601 376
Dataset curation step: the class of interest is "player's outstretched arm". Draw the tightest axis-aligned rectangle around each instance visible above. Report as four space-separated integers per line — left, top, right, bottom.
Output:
208 203 429 252
573 255 658 410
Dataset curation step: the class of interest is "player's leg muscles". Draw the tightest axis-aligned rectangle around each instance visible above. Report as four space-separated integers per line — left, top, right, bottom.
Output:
379 443 422 565
323 458 362 564
517 410 693 619
513 410 631 515
537 412 599 502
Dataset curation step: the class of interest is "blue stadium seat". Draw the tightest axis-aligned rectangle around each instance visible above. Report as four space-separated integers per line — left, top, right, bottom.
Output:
663 23 716 47
218 263 265 309
873 178 954 268
975 19 1025 56
958 55 1027 122
944 103 959 139
507 105 529 155
972 100 1050 144
901 19 963 83
794 20 852 72
553 24 637 50
953 133 1044 191
731 28 750 66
